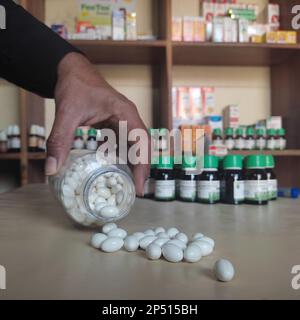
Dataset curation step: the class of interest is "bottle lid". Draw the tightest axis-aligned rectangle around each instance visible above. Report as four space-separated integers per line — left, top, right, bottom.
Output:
203 155 219 169
13 125 20 135
265 155 275 169
235 127 243 136
267 128 276 136
0 131 7 141
182 155 197 169
223 155 243 169
225 127 234 136
256 128 265 135
245 155 266 169
88 128 97 137
277 128 285 136
159 128 168 135
7 125 13 135
213 128 222 136
157 155 174 169
291 188 300 199
75 128 83 137
246 127 254 136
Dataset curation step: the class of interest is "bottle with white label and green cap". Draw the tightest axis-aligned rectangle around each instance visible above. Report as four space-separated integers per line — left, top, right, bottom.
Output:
265 155 277 201
197 155 220 204
276 128 286 150
245 127 255 150
154 155 175 201
179 155 198 202
86 128 98 151
73 128 85 150
245 155 269 205
234 127 245 150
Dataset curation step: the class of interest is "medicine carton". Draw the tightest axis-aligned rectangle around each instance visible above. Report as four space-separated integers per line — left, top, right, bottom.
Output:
202 87 216 116
224 17 238 42
190 88 203 120
193 17 206 42
267 116 282 130
238 19 249 42
214 3 226 17
202 1 215 41
126 12 137 40
212 17 224 42
183 17 194 42
172 17 183 41
264 31 278 44
265 3 280 31
172 87 178 119
112 10 125 40
223 104 239 129
286 31 297 44
177 87 191 119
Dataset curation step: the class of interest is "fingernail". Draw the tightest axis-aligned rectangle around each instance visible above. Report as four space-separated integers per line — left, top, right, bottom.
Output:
45 156 57 176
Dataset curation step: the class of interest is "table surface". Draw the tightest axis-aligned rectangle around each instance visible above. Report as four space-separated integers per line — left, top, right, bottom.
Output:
0 184 299 300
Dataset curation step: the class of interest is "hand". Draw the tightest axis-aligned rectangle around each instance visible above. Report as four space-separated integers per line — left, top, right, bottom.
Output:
45 52 150 196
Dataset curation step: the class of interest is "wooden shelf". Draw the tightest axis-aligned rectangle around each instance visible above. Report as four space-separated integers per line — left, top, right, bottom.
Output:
69 40 167 64
0 153 21 160
229 150 300 157
172 42 300 66
28 153 46 160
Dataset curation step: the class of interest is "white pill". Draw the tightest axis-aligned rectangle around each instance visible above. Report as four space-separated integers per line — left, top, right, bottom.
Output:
152 238 169 248
112 184 123 194
116 191 124 205
96 175 106 184
154 227 165 234
97 187 111 199
104 172 113 178
192 233 204 241
167 227 180 238
162 243 183 263
132 232 145 241
167 239 187 250
107 194 116 206
107 177 118 187
63 196 76 209
201 236 215 248
96 182 106 190
88 193 98 204
184 244 202 263
95 202 107 213
100 205 120 218
64 177 77 189
124 236 139 252
192 240 213 256
94 197 106 206
175 232 188 244
101 237 124 253
91 233 108 249
139 236 157 250
214 259 235 282
146 244 162 260
62 184 75 197
108 228 127 239
144 229 155 236
156 232 169 239
102 222 118 234
117 176 124 184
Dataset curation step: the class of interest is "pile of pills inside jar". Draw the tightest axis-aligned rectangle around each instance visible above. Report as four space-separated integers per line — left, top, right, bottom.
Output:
90 223 235 282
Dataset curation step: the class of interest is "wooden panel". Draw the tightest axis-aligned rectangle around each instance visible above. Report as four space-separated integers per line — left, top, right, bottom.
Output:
0 154 21 160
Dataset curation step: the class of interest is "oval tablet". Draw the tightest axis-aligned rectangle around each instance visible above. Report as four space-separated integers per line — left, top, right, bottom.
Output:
183 244 202 263
102 222 118 234
101 237 124 253
108 228 127 239
91 233 108 249
124 236 139 252
139 236 157 250
100 205 120 218
146 244 162 260
162 243 183 263
214 259 235 282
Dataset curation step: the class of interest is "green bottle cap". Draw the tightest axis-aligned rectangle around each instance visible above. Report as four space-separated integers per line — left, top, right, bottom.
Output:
157 155 174 169
223 155 243 169
265 155 275 169
245 155 266 169
235 127 243 136
246 127 254 136
203 155 219 169
182 156 197 169
88 128 97 137
225 128 234 136
277 128 285 136
75 128 83 136
159 128 168 135
256 128 265 135
213 128 222 136
267 129 276 136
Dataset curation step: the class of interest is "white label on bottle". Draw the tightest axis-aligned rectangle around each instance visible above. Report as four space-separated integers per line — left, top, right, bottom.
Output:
256 138 266 150
268 179 278 199
73 139 85 150
245 180 269 201
213 140 223 147
179 180 197 200
86 140 98 151
267 139 276 150
11 138 21 149
144 178 155 196
225 138 235 150
155 180 175 199
234 180 245 201
245 139 255 150
234 138 245 150
197 180 220 202
277 138 286 150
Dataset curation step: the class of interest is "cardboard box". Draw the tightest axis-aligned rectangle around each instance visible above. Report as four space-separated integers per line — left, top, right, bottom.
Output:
224 17 237 42
286 31 297 44
193 17 206 42
202 1 215 41
202 87 215 115
172 17 182 41
264 31 278 44
177 87 191 119
190 88 203 120
212 17 224 42
238 19 249 42
267 116 282 130
112 10 125 40
126 12 137 40
251 35 264 43
223 104 239 129
183 16 194 42
265 3 280 31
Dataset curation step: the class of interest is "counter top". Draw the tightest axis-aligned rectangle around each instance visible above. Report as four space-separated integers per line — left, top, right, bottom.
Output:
0 185 299 300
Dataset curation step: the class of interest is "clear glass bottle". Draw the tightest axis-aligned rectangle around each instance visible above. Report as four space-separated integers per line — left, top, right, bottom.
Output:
245 127 255 150
265 155 277 201
266 129 277 150
49 150 136 227
224 128 235 150
234 127 245 150
276 128 286 150
179 155 198 202
212 128 223 147
197 155 220 204
255 128 266 150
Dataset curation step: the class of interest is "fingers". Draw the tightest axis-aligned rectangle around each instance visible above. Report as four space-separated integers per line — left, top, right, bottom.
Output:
45 107 79 176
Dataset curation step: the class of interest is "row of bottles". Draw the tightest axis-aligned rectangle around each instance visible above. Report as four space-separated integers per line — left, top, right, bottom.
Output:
0 125 21 153
28 125 46 152
72 128 99 151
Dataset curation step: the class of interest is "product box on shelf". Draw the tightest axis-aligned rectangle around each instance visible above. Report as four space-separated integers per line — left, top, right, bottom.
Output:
126 12 137 40
264 31 278 44
172 87 178 119
223 104 239 129
172 17 183 41
202 1 215 41
112 10 125 40
212 16 224 42
190 88 204 120
202 87 216 115
183 16 195 42
238 19 249 42
267 117 282 130
177 87 191 119
193 17 206 42
224 17 238 42
265 3 280 31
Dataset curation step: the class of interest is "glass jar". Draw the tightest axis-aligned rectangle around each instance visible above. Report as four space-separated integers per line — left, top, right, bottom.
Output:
179 155 198 202
224 128 235 150
49 150 136 227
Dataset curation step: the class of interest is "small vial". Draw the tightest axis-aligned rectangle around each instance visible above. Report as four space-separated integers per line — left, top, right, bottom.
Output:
212 128 223 147
266 129 277 150
265 155 277 201
244 155 268 205
9 125 21 153
154 156 175 201
86 128 98 151
28 125 39 152
73 128 85 150
255 128 266 150
276 128 286 150
179 156 198 202
221 155 244 205
234 127 245 150
0 131 8 153
224 128 235 150
244 127 255 150
197 155 220 204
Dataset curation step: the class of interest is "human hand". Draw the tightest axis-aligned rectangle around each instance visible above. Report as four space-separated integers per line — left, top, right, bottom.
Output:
45 52 150 196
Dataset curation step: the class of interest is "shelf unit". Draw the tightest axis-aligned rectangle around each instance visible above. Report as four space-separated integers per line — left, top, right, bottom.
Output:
5 0 300 188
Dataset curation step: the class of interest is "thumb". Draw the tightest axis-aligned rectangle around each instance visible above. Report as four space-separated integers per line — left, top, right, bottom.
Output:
45 109 78 176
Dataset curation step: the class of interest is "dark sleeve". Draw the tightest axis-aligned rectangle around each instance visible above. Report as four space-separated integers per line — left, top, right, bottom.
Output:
0 0 82 98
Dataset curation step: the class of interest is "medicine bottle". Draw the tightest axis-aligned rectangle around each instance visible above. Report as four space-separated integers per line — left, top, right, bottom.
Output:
73 128 85 150
255 128 266 150
86 128 98 151
38 126 46 152
245 127 255 150
224 128 235 150
49 150 136 227
174 155 182 198
143 158 157 199
265 155 277 201
0 131 8 153
266 129 276 150
179 156 198 202
197 155 220 204
221 155 244 205
154 155 175 201
244 155 268 205
10 125 21 153
276 128 286 150
7 125 13 150
234 128 245 150
159 128 169 151
28 125 38 152
212 128 223 147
